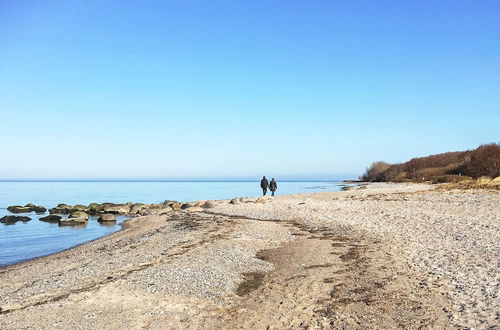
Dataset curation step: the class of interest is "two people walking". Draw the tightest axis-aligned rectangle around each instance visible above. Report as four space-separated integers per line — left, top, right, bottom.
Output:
260 176 277 196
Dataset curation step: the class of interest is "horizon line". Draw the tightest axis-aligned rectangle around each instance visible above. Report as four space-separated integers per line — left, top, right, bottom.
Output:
0 179 352 183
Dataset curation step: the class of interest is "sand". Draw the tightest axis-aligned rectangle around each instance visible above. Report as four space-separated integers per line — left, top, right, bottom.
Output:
0 183 498 329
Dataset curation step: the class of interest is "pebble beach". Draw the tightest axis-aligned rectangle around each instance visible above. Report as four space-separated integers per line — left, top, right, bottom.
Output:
0 183 498 329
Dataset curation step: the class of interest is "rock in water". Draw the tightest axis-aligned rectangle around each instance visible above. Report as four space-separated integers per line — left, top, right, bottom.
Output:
72 204 89 212
97 214 116 222
39 214 62 223
33 206 47 214
7 206 33 213
0 215 31 225
101 203 131 214
88 203 102 215
58 217 87 226
49 204 73 214
69 211 89 220
130 203 147 215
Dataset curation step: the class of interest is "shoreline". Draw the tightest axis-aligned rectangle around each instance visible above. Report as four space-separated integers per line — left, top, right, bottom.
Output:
1 183 498 328
0 182 355 269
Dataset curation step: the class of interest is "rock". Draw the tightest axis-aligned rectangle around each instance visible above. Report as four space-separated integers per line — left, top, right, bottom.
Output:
201 201 214 209
194 200 207 207
33 206 47 214
39 214 62 223
0 215 31 225
130 203 147 215
72 204 89 212
8 204 46 214
162 200 176 206
181 203 193 209
144 206 172 216
58 217 87 226
88 203 102 215
49 204 73 214
256 197 269 203
170 202 182 211
97 214 116 222
101 203 131 214
69 211 89 220
229 198 240 204
7 206 33 213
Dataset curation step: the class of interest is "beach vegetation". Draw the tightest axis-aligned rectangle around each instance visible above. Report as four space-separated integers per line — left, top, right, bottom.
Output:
360 143 500 186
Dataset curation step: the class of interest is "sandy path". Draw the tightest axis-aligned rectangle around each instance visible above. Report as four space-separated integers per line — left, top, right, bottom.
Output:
212 183 500 329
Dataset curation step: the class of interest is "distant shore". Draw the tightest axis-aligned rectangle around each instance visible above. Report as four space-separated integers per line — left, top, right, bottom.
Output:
1 183 498 329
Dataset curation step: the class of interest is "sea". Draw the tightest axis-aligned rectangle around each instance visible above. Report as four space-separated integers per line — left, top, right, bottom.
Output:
0 181 350 267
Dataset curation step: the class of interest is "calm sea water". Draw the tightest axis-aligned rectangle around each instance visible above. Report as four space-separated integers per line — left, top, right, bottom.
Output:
0 181 348 267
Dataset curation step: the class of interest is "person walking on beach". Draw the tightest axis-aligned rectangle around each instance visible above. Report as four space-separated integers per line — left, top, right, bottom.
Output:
260 176 269 196
269 178 277 196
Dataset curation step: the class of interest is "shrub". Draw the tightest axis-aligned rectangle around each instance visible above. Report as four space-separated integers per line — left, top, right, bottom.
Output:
360 161 391 182
359 142 499 184
462 143 500 178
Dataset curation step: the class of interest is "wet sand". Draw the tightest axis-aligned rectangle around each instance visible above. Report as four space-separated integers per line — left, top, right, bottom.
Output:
1 183 498 329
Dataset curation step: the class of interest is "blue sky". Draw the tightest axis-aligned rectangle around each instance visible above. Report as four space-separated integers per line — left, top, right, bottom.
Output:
1 0 499 180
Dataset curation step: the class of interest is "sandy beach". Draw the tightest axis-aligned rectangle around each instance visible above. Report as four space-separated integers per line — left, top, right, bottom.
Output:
1 183 498 329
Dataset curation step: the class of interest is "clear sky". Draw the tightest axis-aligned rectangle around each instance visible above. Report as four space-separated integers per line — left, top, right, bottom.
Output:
1 1 499 180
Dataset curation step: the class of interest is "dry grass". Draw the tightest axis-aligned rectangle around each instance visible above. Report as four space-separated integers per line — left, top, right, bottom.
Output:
438 176 500 191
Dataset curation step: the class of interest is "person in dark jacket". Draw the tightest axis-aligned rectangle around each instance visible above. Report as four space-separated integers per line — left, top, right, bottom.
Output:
260 176 269 196
269 178 277 196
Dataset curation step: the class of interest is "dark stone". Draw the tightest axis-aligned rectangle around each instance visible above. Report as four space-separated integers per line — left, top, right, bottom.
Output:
97 214 116 222
39 214 62 223
0 215 31 225
7 206 33 213
33 206 47 214
69 211 89 220
49 204 73 214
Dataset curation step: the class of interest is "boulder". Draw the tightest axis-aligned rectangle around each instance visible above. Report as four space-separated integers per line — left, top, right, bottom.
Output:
72 204 89 212
49 204 73 214
201 201 214 209
229 198 240 205
69 211 89 220
144 206 172 216
97 214 116 222
7 206 33 213
170 202 182 211
194 200 207 207
130 203 147 215
181 203 193 209
33 206 47 214
0 215 31 225
101 203 130 215
58 217 87 226
88 203 102 215
39 214 62 223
